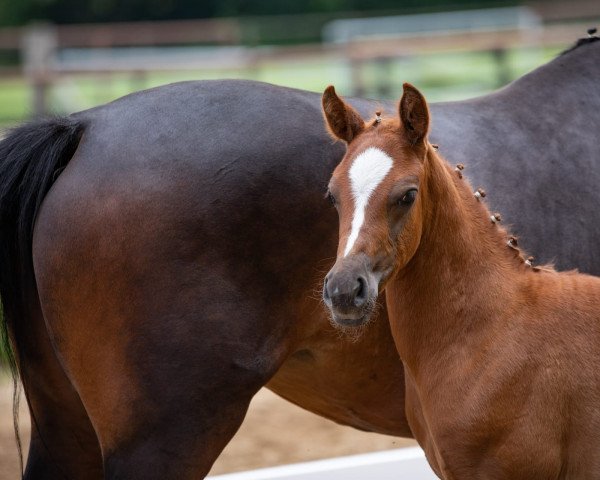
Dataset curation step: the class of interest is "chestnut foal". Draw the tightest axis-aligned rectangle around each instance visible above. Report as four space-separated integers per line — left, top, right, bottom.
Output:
321 83 600 479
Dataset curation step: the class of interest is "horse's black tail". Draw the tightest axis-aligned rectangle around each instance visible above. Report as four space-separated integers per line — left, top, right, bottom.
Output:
0 116 84 470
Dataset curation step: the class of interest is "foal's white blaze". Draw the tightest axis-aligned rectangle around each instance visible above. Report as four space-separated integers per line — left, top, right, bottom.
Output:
344 147 393 257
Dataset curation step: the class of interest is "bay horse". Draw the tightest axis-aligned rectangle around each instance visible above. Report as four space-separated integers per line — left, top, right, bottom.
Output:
322 82 600 479
0 37 599 479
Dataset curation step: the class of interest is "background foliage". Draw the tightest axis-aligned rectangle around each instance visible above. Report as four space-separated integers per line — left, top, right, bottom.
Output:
0 0 517 26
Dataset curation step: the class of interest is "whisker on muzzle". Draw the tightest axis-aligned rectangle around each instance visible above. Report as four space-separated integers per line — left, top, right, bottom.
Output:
325 295 381 343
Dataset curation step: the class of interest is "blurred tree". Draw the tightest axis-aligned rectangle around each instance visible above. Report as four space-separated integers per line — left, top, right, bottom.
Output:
0 0 29 26
0 0 518 26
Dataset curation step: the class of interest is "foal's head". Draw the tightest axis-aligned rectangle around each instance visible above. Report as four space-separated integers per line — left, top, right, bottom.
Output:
322 84 431 328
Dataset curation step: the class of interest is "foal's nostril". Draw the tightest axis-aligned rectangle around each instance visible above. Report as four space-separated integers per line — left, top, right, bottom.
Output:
354 276 367 307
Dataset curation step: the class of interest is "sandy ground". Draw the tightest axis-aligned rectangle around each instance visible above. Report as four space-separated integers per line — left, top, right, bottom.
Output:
0 379 30 480
0 378 415 478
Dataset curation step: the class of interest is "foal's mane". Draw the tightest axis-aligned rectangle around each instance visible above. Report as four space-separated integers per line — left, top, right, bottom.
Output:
424 143 555 274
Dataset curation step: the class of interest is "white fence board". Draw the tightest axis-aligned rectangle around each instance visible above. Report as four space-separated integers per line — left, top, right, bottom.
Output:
208 447 438 480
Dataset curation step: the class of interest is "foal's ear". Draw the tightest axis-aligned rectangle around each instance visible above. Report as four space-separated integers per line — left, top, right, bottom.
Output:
322 85 365 143
399 83 429 145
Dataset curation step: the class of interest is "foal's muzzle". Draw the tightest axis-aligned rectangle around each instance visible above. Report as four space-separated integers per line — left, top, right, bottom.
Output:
323 254 380 327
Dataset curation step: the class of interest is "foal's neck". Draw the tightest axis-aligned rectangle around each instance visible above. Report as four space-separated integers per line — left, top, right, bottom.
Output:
387 147 527 372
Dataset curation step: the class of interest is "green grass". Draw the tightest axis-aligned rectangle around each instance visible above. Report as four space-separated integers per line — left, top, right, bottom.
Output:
0 78 31 125
0 46 560 128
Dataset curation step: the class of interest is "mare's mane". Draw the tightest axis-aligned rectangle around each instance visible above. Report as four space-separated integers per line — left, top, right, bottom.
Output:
560 32 599 56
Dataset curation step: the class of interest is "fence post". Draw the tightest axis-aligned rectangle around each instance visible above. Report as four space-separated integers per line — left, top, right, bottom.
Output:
22 23 57 116
490 47 510 88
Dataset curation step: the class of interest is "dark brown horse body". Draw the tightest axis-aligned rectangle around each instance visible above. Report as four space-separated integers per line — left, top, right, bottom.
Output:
321 81 600 479
0 39 599 478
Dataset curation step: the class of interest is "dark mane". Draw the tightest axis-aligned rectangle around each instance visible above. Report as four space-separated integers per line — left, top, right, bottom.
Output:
560 30 599 55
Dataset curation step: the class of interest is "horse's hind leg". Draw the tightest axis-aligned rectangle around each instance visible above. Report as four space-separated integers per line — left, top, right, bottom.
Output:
25 420 101 480
42 298 283 479
34 244 288 478
17 301 103 479
101 375 257 479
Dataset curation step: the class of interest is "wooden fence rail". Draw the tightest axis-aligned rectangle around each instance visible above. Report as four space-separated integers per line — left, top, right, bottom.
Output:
2 19 597 115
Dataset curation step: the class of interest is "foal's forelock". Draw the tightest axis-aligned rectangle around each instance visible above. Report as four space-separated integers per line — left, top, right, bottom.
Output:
343 147 393 257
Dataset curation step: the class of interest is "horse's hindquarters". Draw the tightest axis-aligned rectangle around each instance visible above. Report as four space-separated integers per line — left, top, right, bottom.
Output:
31 144 296 478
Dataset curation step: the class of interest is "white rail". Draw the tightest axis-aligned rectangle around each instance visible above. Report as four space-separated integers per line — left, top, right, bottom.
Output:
208 447 438 480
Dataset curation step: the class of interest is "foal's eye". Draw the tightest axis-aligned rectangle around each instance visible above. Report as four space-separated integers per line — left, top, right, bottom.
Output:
326 190 337 206
399 189 418 206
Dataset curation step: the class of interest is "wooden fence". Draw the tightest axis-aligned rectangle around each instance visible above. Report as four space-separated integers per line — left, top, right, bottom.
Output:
0 4 597 115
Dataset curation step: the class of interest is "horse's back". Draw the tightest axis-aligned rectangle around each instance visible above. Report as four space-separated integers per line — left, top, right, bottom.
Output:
49 81 354 310
430 39 600 273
